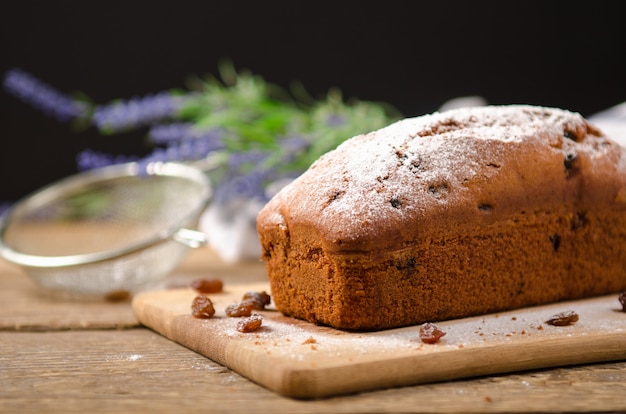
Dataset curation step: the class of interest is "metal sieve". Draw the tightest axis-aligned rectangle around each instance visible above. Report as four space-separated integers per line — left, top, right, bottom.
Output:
0 161 211 300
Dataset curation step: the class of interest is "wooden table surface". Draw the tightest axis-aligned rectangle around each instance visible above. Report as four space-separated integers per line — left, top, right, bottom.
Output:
2 246 625 414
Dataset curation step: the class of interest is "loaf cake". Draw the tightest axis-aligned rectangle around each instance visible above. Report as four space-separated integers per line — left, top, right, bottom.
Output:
256 105 626 331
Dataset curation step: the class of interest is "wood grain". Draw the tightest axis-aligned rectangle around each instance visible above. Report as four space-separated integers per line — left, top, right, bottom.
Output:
3 247 626 412
0 247 265 331
3 330 626 413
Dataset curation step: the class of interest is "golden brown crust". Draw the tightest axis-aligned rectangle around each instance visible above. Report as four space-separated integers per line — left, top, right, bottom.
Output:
257 105 626 331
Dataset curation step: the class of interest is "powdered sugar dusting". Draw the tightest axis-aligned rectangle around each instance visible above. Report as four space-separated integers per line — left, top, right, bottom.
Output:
269 105 593 244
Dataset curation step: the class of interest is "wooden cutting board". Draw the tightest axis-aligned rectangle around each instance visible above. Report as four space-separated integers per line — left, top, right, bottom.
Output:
132 284 626 399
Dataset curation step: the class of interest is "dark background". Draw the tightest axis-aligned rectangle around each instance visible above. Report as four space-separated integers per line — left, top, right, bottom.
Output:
2 1 625 204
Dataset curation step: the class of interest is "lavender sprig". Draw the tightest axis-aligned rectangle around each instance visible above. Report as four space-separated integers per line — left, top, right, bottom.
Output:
92 92 187 134
147 122 195 144
147 122 225 146
4 65 402 207
138 134 225 170
3 68 88 122
77 132 226 172
76 149 140 171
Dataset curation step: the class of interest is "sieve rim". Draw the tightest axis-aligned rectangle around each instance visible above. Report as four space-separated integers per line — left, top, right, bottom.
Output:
0 161 212 268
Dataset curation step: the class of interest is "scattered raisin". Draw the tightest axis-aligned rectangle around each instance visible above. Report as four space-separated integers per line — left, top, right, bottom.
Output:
242 291 271 310
237 314 263 332
190 278 223 294
302 336 317 345
105 290 131 302
225 301 255 317
545 310 579 326
619 292 626 312
419 322 446 344
191 295 216 319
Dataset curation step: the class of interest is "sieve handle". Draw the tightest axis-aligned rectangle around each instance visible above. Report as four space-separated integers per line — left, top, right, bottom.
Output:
173 228 208 248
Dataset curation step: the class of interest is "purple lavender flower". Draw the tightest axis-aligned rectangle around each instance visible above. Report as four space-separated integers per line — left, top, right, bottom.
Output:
143 134 224 163
212 147 303 205
3 68 88 122
76 149 139 171
325 113 345 127
279 134 310 163
226 149 267 170
213 171 268 204
148 123 195 144
148 123 225 148
0 202 12 220
92 92 186 133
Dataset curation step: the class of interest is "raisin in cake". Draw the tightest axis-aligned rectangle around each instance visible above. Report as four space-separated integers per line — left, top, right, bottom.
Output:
256 105 626 331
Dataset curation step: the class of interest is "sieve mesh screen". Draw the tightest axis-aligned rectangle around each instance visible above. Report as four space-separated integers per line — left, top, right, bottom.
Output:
3 172 206 256
0 162 212 299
